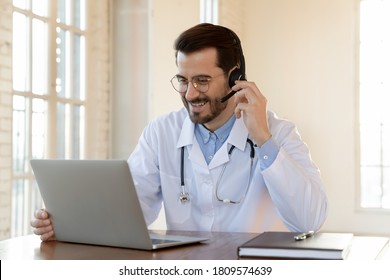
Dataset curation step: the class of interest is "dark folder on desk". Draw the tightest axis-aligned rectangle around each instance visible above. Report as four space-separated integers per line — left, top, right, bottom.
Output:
238 231 353 259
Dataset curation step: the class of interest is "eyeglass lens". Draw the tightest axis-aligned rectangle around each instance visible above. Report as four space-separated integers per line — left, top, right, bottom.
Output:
171 76 211 93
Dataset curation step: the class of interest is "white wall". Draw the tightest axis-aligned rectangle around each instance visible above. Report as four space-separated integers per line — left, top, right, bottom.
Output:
111 0 150 158
149 0 200 119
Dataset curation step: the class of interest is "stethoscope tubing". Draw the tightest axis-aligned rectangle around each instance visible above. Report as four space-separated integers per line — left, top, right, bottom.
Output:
179 138 255 203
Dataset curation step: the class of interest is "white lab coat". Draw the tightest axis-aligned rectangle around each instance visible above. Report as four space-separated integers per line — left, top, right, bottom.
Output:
128 108 328 233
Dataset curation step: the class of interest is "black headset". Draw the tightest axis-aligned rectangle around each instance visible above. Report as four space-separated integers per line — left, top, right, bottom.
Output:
227 29 246 87
220 27 247 103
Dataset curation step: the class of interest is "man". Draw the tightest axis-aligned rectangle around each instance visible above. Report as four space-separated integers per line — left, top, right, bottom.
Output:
31 23 328 241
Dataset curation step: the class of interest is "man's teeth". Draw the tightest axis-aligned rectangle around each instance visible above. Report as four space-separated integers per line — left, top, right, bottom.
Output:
191 102 207 107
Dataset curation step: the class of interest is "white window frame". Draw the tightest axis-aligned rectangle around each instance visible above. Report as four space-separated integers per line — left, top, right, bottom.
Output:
200 0 218 23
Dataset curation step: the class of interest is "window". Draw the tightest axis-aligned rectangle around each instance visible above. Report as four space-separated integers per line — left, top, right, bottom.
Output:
359 0 390 209
200 0 218 23
12 0 87 236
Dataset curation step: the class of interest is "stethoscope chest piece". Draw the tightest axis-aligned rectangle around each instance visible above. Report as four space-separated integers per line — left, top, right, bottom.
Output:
179 191 190 203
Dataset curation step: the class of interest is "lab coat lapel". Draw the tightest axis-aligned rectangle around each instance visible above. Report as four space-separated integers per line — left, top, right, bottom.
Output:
208 117 249 169
176 115 207 168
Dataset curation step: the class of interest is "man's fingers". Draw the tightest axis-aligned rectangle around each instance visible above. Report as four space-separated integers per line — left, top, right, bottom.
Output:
40 230 55 242
30 217 51 228
34 209 48 219
33 225 53 236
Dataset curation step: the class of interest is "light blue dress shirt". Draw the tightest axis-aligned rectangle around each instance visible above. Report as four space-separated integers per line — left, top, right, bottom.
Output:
194 115 279 169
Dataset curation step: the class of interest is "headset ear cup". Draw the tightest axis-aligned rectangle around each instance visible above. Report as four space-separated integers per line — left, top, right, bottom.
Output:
228 68 243 88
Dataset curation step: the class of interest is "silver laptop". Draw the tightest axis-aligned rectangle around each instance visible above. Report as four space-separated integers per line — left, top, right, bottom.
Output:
30 159 208 250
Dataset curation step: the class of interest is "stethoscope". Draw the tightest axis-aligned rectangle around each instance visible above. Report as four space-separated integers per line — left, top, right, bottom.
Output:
179 138 256 204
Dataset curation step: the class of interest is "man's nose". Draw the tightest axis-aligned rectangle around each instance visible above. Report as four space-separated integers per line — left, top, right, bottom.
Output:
185 82 200 100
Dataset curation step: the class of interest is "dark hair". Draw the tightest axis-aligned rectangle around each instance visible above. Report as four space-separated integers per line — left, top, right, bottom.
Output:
174 23 243 74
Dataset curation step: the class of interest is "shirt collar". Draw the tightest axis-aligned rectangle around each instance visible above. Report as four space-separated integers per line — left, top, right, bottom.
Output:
176 112 249 150
196 114 236 144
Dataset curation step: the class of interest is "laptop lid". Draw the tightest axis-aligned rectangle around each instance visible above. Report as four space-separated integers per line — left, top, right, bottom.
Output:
30 159 207 250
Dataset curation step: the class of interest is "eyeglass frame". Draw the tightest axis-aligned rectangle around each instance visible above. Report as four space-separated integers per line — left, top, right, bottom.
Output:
170 72 226 94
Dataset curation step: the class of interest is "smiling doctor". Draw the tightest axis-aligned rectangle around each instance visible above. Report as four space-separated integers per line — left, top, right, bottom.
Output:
31 23 328 241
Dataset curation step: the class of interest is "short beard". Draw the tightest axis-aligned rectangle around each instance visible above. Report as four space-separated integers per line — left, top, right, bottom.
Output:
182 94 228 124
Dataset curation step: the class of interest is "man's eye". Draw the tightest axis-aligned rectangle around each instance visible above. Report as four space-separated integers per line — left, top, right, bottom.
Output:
195 77 210 84
177 77 188 83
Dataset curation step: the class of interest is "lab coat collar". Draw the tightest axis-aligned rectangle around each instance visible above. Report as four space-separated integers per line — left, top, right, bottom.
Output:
207 116 248 169
226 116 249 152
176 114 249 169
176 116 195 148
176 116 206 167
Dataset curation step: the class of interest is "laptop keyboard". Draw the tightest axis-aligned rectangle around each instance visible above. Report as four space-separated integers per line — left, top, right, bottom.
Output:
151 238 179 245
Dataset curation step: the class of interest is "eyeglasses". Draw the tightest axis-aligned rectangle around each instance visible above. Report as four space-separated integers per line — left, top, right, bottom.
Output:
170 73 225 94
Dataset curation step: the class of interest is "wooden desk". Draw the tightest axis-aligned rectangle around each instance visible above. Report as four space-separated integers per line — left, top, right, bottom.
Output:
1 231 389 260
0 231 257 260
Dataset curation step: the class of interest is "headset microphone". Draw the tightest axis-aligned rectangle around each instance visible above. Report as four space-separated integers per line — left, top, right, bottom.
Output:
220 74 246 103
